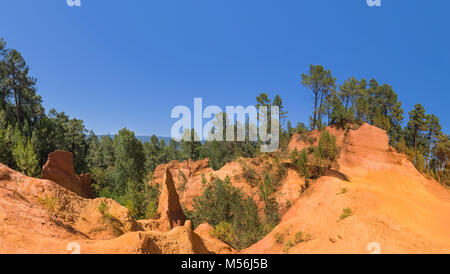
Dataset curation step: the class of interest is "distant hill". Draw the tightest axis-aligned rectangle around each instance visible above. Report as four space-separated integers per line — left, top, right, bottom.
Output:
98 135 172 144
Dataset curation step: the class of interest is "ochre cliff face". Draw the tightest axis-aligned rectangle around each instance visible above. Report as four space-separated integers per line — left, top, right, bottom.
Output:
244 124 450 254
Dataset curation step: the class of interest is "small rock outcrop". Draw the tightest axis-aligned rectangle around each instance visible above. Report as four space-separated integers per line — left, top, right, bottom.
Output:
194 223 237 254
156 167 186 231
41 151 94 198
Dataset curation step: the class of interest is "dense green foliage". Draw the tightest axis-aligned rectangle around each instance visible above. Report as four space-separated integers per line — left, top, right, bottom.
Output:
315 130 338 168
186 176 264 249
88 128 160 219
301 65 336 130
12 137 39 176
291 148 309 178
259 173 281 228
291 129 339 181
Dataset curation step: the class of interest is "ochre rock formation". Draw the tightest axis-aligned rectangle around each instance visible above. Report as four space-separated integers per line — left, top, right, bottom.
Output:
0 163 214 254
156 167 186 232
41 151 94 198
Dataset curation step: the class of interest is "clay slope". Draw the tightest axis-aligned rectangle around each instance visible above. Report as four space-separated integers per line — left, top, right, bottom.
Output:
245 124 450 254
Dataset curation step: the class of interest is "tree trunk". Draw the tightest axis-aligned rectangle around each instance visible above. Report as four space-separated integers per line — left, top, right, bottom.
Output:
426 131 432 170
11 63 21 126
413 130 417 154
318 92 325 127
312 86 319 130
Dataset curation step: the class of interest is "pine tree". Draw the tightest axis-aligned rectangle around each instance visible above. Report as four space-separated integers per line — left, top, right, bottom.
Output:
425 114 442 170
407 104 427 155
338 77 359 110
180 129 201 161
12 137 39 177
113 128 146 195
100 135 115 168
1 49 44 127
367 80 404 142
432 135 449 174
86 131 104 169
301 65 336 130
143 135 162 172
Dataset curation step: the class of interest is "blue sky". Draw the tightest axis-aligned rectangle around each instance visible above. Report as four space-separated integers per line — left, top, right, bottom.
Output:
0 0 448 136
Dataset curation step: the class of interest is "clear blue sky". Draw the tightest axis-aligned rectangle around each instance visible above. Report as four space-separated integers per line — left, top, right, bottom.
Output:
1 0 448 136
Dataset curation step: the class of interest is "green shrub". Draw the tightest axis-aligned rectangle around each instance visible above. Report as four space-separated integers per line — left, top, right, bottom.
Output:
210 221 235 245
259 173 281 228
272 155 288 187
283 239 295 253
307 146 316 154
285 200 292 210
12 138 39 177
38 195 58 212
190 176 264 250
415 151 425 173
337 187 348 195
177 169 188 194
123 200 139 218
373 113 391 131
300 180 311 195
98 202 114 219
264 197 281 228
274 232 285 244
316 130 338 167
259 173 275 203
240 161 260 187
305 233 312 241
291 148 309 178
339 207 353 220
293 231 312 244
298 133 316 145
145 200 158 219
294 231 304 244
396 138 415 162
442 169 450 187
98 202 108 215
